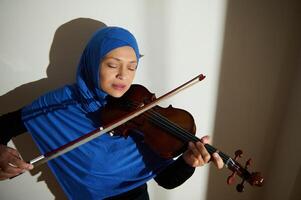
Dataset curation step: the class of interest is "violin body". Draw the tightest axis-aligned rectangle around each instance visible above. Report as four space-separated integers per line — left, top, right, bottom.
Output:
100 84 196 159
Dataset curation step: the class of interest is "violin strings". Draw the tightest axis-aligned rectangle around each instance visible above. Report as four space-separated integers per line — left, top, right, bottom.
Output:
146 111 241 168
135 103 242 169
128 101 218 152
127 101 231 163
142 107 250 180
143 110 231 163
129 102 198 143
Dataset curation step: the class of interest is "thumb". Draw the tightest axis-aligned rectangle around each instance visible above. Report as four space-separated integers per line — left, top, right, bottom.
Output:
200 135 210 144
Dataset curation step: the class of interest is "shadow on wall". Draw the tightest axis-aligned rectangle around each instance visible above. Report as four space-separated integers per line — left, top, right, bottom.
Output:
0 18 106 200
289 167 301 200
206 0 301 200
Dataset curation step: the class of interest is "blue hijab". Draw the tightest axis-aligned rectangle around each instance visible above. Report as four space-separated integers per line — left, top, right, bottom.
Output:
22 27 171 199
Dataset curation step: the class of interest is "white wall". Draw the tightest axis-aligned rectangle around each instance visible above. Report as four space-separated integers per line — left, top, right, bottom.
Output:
0 0 227 200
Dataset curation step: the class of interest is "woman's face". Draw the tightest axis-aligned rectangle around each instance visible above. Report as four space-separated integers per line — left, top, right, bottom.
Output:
99 46 138 98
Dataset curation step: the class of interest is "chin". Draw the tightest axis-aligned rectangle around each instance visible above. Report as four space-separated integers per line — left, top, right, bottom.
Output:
110 91 125 98
106 86 130 98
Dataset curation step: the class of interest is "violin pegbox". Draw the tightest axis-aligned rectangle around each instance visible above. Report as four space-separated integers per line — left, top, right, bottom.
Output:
226 149 263 192
236 158 252 192
227 149 243 185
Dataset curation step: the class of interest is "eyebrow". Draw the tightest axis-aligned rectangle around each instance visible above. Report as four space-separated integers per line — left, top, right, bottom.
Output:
105 56 137 64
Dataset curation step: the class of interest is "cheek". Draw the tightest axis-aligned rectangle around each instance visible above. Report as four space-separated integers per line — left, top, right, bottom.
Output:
99 78 105 90
99 65 111 85
99 74 112 90
99 70 109 90
128 72 136 83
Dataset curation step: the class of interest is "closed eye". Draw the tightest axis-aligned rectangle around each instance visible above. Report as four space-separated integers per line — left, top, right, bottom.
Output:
128 65 137 71
107 64 118 68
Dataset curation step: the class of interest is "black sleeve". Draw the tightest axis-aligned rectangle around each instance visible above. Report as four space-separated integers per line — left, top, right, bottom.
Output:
0 109 27 145
154 156 195 189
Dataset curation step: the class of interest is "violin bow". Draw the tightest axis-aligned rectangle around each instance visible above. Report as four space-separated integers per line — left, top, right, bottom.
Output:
14 73 263 193
28 74 206 167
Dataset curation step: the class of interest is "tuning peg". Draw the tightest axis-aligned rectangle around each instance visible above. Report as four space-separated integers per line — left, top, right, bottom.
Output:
236 181 245 192
234 150 243 159
235 158 252 192
227 149 243 185
227 171 237 185
245 158 252 169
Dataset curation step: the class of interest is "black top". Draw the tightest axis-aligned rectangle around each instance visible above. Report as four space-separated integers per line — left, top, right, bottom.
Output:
0 109 195 200
0 109 27 145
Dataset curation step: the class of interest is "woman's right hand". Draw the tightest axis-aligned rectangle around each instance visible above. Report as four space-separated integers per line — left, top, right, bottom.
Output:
0 144 33 180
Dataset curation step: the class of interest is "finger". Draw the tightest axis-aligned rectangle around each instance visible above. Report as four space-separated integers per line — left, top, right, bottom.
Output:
189 142 202 158
186 143 203 166
182 149 198 167
1 164 25 174
0 169 19 180
200 135 210 144
187 153 201 167
8 157 33 170
5 147 21 158
0 171 10 180
195 142 211 163
212 152 224 169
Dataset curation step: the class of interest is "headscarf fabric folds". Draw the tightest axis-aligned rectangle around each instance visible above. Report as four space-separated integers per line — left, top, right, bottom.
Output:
22 26 171 200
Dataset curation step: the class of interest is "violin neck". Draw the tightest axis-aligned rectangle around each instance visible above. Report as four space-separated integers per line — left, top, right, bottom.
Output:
203 143 234 168
143 108 236 168
138 105 261 187
188 134 234 167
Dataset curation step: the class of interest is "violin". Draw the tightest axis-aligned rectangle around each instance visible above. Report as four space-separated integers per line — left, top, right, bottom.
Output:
24 74 264 192
100 85 264 192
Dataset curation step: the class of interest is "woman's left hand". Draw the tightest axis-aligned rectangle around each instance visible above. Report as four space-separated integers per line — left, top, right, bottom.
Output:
182 135 224 169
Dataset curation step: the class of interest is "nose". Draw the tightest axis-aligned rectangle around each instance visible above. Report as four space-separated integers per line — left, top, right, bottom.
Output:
116 66 128 80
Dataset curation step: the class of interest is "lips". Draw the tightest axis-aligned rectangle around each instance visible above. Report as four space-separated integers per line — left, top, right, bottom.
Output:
112 83 127 91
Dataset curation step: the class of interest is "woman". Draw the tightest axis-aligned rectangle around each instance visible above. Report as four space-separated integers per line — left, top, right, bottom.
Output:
0 26 223 199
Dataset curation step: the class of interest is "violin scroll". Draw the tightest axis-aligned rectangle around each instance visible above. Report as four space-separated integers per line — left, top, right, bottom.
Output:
226 149 264 192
